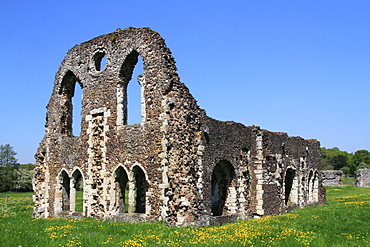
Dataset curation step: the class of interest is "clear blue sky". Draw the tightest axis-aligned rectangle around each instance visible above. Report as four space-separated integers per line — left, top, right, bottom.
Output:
1 1 369 164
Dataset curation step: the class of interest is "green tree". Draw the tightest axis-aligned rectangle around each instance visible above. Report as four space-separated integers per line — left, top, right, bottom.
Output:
320 147 350 171
340 166 350 175
0 166 14 192
352 150 370 165
0 145 35 192
320 147 333 170
332 154 348 170
13 163 34 192
348 150 370 174
0 144 18 167
0 144 22 191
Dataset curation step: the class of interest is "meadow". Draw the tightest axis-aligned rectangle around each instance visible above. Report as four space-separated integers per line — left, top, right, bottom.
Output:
1 184 370 246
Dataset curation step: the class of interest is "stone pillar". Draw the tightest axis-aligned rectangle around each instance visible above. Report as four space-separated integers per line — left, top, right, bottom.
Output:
138 74 146 123
254 132 264 217
70 178 76 213
86 107 110 217
128 180 135 213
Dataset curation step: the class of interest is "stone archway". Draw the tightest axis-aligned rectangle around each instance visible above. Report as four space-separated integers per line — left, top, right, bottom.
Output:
128 165 149 214
285 168 298 206
211 160 236 216
114 166 129 213
59 170 70 211
71 169 83 213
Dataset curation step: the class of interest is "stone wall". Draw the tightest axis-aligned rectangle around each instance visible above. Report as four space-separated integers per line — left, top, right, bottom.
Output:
321 170 344 187
33 27 325 226
355 169 370 188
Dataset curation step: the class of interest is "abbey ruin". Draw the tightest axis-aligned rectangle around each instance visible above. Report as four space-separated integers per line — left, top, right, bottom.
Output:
33 27 326 226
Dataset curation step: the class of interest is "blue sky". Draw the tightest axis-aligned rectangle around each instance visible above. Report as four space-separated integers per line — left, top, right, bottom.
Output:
1 1 369 164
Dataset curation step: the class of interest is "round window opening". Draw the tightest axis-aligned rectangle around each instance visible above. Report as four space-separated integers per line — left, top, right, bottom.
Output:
93 50 107 71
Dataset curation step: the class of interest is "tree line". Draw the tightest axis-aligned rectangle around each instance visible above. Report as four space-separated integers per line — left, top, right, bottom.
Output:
320 147 370 176
0 144 34 192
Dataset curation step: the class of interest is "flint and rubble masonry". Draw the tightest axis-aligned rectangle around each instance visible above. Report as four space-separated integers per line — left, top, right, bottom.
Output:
33 27 326 226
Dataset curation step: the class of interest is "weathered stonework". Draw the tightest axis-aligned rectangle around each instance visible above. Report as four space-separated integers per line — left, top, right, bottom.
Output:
355 169 370 188
321 170 344 187
33 27 326 226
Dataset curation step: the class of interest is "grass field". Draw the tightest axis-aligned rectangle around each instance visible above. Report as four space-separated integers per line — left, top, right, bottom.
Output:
1 185 370 246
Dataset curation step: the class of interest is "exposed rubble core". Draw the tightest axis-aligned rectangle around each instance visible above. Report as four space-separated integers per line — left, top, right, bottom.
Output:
355 169 370 188
321 170 344 187
33 27 326 226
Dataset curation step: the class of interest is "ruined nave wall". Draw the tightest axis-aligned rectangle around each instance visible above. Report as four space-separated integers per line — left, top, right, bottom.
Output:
33 27 325 226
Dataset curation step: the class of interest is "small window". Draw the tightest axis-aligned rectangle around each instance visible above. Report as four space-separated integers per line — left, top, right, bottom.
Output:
93 49 107 71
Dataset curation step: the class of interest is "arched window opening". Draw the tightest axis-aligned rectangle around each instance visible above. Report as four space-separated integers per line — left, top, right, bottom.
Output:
211 160 235 216
118 51 144 126
71 170 83 212
59 71 83 136
128 56 143 125
93 50 107 71
114 166 128 213
129 166 148 214
60 170 70 211
284 168 296 205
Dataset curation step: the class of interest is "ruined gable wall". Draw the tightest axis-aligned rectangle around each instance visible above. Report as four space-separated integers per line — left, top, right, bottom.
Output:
34 27 205 222
34 27 325 226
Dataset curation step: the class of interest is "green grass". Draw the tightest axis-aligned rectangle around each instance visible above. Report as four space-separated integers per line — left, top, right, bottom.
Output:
1 185 370 246
76 190 83 212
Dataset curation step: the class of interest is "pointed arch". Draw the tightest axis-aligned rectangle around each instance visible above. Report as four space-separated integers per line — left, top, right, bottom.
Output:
128 165 149 214
71 168 84 212
72 168 84 186
59 70 83 136
57 169 71 212
113 165 129 213
211 160 236 216
284 167 298 206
